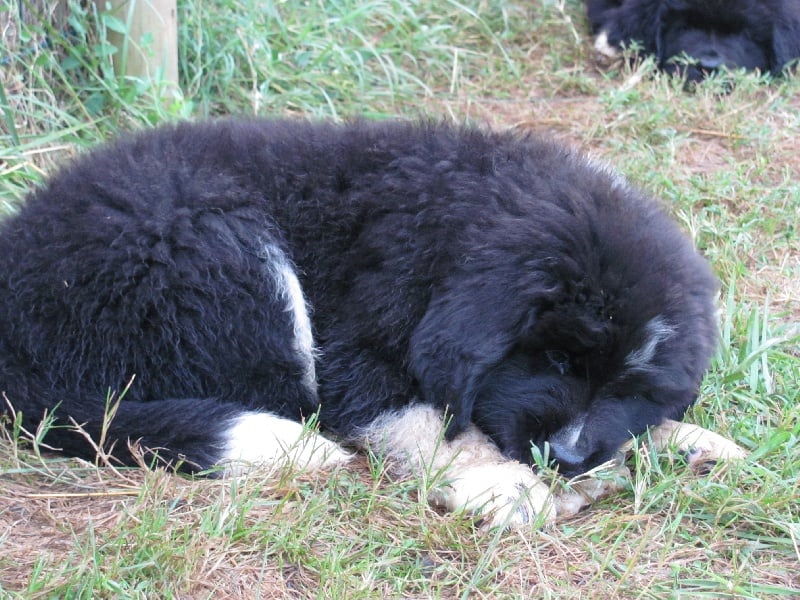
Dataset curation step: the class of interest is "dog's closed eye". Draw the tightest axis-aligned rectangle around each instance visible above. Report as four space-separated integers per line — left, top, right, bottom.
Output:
545 350 571 375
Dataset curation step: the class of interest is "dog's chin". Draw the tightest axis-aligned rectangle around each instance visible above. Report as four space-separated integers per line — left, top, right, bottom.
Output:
471 354 684 478
532 421 629 477
660 62 738 92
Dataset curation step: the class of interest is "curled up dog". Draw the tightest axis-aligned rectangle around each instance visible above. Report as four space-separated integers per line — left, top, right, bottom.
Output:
0 118 745 528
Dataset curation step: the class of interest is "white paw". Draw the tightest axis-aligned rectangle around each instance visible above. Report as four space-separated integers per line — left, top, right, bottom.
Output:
356 406 556 529
431 461 556 529
554 462 631 519
220 412 352 475
649 420 747 465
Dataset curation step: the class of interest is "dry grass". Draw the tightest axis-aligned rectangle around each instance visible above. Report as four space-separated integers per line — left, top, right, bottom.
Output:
3 435 796 598
1 0 799 597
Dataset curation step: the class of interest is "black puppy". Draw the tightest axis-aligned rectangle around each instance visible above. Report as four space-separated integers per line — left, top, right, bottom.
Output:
0 119 718 526
587 0 800 82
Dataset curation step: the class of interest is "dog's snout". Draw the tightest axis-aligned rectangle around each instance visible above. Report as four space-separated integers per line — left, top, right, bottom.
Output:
548 416 590 475
548 440 588 475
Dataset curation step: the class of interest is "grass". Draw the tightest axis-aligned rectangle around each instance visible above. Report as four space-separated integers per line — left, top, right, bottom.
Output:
1 0 799 597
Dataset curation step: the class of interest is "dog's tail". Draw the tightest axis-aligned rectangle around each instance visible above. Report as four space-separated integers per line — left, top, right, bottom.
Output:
1 331 350 474
1 350 348 474
1 371 249 473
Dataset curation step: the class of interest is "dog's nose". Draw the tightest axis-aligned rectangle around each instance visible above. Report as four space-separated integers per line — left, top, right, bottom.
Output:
548 417 589 475
548 439 588 475
696 50 723 70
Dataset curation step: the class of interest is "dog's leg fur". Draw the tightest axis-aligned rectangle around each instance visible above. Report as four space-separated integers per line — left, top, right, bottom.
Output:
553 460 632 519
358 404 556 528
358 412 745 525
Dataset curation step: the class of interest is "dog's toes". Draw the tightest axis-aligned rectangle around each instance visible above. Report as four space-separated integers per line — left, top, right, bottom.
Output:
649 420 747 465
431 462 556 530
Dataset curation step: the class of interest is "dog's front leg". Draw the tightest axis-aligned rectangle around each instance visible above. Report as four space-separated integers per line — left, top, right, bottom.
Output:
647 418 747 466
358 404 556 529
553 419 747 518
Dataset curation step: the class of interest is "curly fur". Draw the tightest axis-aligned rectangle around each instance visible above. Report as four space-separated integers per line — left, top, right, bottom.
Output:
587 0 800 82
0 118 718 478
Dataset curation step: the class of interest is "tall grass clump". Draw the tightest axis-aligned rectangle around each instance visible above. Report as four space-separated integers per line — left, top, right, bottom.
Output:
179 0 524 117
1 0 532 209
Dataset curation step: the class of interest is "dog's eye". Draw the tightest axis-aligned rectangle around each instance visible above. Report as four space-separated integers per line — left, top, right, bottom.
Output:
545 350 571 375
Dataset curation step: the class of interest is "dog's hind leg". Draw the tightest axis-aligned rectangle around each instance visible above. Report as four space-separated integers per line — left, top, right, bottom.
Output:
2 381 351 475
358 404 556 529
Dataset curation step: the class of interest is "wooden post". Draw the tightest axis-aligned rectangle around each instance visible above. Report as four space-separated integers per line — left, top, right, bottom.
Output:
99 0 179 91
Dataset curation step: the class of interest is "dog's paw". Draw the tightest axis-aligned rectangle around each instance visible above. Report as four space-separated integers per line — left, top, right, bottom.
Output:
220 412 353 475
549 422 746 520
430 461 556 529
554 461 631 519
649 420 746 468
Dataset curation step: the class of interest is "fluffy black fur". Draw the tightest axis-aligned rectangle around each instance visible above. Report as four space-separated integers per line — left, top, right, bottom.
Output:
587 0 800 82
0 119 718 476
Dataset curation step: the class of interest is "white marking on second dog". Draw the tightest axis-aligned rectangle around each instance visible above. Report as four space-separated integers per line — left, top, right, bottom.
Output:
594 30 620 58
220 412 351 475
358 404 555 528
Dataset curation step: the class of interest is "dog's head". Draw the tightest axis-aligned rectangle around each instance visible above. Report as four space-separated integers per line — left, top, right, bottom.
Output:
655 0 795 81
471 311 705 477
464 174 719 477
406 138 720 478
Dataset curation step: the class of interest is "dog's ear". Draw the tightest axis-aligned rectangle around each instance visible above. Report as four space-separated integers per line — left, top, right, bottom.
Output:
771 15 800 75
408 286 532 439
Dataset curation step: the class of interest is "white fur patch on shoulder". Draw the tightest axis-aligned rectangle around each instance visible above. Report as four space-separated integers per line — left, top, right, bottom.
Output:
358 405 555 529
219 412 351 475
275 259 317 392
